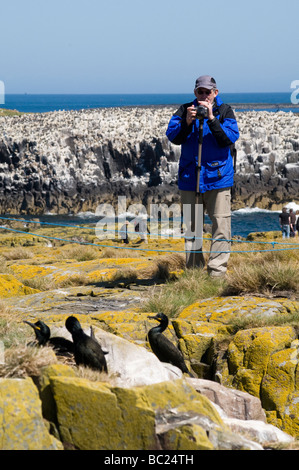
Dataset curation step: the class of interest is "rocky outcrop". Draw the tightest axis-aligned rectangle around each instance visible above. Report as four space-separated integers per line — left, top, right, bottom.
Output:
0 377 63 450
0 108 298 214
0 230 299 449
2 282 299 448
0 351 293 450
232 111 299 209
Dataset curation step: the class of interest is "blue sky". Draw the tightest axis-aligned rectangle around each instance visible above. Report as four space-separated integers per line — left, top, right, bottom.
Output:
1 0 298 94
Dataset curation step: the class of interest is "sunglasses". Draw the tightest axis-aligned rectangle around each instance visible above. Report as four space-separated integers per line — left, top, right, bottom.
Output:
196 88 213 95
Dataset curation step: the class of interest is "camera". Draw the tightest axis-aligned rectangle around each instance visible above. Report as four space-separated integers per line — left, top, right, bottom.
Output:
196 105 208 120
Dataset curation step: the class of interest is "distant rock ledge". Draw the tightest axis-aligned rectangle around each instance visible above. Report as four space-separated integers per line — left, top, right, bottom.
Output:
0 107 298 215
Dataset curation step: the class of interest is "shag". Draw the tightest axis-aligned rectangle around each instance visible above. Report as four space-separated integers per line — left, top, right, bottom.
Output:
23 320 74 356
65 316 108 373
147 313 194 377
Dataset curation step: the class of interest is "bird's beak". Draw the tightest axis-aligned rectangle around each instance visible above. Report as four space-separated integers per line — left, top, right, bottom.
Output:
147 315 161 322
23 320 41 331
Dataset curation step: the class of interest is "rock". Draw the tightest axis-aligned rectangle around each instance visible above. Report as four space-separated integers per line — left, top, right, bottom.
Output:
185 378 293 446
227 326 296 396
157 423 214 450
0 108 299 214
186 378 267 421
284 163 299 179
0 377 63 450
0 273 39 298
221 417 294 446
37 364 77 425
172 296 297 380
2 265 299 447
47 372 263 450
177 296 296 325
90 326 184 387
49 375 158 450
224 326 299 438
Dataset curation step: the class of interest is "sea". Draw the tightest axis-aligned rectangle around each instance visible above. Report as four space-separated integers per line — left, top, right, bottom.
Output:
1 92 299 239
2 92 299 114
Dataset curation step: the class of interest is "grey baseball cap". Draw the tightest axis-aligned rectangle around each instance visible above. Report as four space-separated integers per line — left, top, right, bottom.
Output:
195 75 217 90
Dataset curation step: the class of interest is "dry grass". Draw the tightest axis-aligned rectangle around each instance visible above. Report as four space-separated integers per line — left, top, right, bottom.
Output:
224 259 299 295
0 301 27 348
15 272 91 291
143 268 226 317
0 255 9 273
57 245 100 261
148 253 186 280
98 246 142 259
75 365 109 382
0 344 58 378
108 253 185 284
0 298 60 379
1 247 34 260
110 267 139 283
228 308 299 333
142 253 185 280
57 273 91 287
20 276 57 291
225 238 299 295
142 239 299 317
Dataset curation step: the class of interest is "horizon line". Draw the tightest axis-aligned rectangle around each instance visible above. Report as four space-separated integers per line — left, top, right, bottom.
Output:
3 91 291 96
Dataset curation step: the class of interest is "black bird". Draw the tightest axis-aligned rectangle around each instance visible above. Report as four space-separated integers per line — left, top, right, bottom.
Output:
23 320 74 357
65 316 108 373
147 313 194 377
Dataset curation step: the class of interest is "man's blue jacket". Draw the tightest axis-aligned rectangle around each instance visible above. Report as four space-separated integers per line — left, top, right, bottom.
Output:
166 95 239 193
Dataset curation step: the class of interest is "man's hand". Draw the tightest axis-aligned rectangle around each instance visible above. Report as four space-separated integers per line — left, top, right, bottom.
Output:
186 105 197 126
197 100 214 120
186 101 214 126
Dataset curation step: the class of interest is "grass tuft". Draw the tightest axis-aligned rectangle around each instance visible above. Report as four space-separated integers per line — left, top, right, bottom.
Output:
224 259 299 295
0 344 58 378
143 268 226 317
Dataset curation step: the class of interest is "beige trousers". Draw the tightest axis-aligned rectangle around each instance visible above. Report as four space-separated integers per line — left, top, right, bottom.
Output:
180 188 231 276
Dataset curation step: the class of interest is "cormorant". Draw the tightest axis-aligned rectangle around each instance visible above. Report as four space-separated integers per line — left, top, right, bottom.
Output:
23 320 74 357
65 316 108 373
147 313 194 377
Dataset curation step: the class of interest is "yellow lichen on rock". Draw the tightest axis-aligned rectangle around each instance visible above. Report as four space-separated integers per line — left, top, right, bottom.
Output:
261 340 299 437
0 377 63 450
138 379 223 426
8 263 54 280
38 364 77 425
49 375 157 450
92 310 175 344
227 326 296 397
159 424 214 450
46 373 226 450
179 296 296 324
0 274 39 297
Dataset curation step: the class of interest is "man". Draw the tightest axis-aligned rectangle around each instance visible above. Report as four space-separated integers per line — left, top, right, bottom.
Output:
279 207 291 238
289 208 296 237
120 220 130 244
166 75 239 277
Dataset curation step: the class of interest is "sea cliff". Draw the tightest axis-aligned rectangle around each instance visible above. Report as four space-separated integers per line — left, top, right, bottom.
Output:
0 107 298 215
